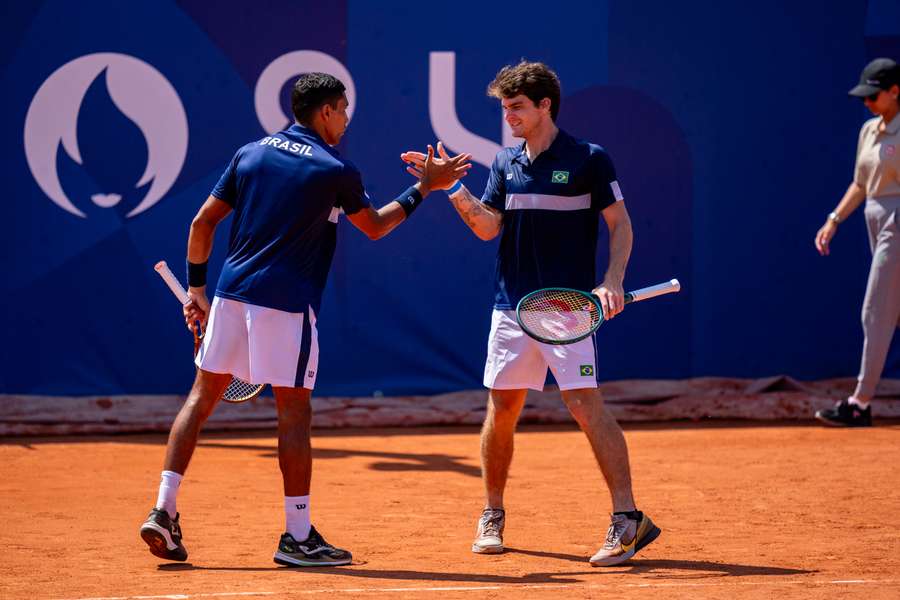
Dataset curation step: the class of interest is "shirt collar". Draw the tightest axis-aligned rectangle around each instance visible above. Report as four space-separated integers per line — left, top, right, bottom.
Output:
511 141 528 164
544 128 570 158
288 123 327 144
883 115 900 135
511 129 570 164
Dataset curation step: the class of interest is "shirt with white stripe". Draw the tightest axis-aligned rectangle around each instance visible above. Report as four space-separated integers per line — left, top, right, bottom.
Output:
211 124 370 313
482 129 623 309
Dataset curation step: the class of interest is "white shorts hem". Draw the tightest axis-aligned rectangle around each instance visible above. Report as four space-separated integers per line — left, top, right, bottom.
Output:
483 310 599 395
195 362 251 381
483 380 545 392
557 381 601 391
197 297 319 390
267 380 313 390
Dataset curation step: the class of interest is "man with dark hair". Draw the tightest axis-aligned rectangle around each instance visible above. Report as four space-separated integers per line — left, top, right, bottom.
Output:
291 72 347 124
403 60 659 566
140 72 470 567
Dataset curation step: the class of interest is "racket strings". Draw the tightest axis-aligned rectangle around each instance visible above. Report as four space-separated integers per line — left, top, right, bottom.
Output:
223 379 264 403
518 289 599 342
192 324 262 403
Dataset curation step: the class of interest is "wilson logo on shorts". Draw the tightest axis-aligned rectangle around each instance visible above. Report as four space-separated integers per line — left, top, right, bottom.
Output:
551 170 569 183
579 365 594 376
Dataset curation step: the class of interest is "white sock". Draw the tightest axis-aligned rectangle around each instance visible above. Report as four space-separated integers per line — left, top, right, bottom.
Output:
285 495 311 541
848 396 870 410
155 470 183 519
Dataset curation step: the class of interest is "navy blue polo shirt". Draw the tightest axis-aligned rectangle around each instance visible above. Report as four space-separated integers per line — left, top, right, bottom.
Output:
482 129 623 309
211 124 370 314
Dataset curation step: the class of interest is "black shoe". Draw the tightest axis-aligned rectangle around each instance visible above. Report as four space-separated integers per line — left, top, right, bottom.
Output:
273 526 352 567
815 399 872 427
140 508 188 561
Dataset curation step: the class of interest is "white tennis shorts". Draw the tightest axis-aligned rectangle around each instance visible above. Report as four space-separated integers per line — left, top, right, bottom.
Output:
483 310 599 391
195 296 319 389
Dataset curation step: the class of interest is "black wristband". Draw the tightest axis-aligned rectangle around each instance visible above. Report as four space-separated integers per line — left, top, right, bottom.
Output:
394 186 424 217
186 260 208 288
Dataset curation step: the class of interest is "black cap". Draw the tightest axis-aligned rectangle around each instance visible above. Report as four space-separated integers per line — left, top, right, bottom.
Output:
848 58 900 97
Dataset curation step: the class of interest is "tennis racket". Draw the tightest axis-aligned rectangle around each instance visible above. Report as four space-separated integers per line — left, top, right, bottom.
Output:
516 279 681 345
154 261 265 403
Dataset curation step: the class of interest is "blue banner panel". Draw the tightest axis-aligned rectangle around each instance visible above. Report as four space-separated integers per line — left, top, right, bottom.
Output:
2 0 896 396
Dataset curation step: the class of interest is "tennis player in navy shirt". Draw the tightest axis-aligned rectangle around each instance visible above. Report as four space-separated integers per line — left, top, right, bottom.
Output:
140 73 470 567
404 61 660 566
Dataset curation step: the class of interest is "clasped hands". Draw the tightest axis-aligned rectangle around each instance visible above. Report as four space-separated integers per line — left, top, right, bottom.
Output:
402 142 471 192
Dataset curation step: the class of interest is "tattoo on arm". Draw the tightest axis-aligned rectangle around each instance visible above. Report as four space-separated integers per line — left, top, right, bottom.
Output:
449 188 501 236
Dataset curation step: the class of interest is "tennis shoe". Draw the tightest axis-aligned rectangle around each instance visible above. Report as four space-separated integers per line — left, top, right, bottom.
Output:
140 508 188 561
472 508 505 554
815 398 871 427
273 526 352 567
590 511 660 566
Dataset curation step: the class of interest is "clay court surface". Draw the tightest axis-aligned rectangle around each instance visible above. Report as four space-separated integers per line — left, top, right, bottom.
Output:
3 421 899 599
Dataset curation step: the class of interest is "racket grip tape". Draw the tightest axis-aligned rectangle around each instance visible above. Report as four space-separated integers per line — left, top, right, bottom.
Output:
154 261 190 305
628 279 681 303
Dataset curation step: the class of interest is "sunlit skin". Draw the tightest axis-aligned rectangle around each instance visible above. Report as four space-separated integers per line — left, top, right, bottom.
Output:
319 95 350 145
500 94 554 144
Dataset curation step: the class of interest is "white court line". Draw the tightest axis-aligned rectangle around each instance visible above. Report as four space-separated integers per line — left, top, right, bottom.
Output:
51 578 900 600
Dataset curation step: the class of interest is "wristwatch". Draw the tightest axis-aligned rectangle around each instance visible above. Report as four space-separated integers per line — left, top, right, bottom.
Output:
827 211 841 225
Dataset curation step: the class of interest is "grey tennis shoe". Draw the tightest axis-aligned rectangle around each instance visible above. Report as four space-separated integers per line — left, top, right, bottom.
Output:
472 507 505 554
590 511 661 566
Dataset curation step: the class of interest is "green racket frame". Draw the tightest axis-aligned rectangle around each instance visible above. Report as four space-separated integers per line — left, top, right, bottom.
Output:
515 279 681 345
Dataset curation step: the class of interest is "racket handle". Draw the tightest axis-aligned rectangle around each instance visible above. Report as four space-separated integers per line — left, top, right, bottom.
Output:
154 260 190 305
624 278 681 304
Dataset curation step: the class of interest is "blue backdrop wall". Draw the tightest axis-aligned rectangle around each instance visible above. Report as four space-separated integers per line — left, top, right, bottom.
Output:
3 0 898 396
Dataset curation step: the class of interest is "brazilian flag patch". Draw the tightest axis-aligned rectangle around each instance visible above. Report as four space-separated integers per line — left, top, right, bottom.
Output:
551 170 569 183
579 365 594 376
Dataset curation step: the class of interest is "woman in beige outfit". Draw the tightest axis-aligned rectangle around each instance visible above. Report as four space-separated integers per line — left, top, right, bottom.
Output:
815 58 900 427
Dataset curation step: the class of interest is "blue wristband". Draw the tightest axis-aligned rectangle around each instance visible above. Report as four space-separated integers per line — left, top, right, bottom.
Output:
395 185 424 217
186 260 208 288
446 180 463 195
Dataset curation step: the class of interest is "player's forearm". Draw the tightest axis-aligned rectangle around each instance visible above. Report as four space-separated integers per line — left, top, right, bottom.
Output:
366 183 430 240
369 202 409 239
187 216 216 264
603 217 633 285
186 196 231 265
448 187 502 240
831 182 867 222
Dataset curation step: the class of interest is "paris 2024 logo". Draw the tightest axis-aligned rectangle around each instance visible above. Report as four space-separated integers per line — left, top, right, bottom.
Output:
23 53 189 218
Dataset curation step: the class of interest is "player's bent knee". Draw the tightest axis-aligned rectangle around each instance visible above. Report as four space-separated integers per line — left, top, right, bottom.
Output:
562 389 604 418
181 394 217 424
487 390 526 418
562 388 603 404
274 388 313 423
